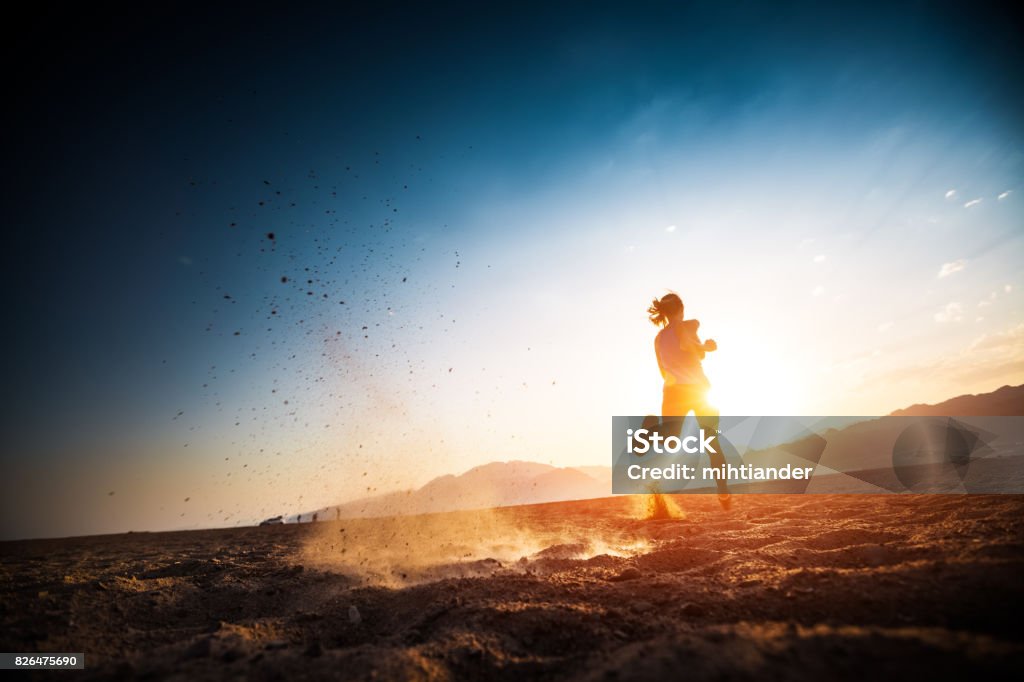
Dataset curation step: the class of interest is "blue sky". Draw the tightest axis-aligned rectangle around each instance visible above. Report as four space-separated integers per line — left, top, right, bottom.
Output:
3 1 1022 538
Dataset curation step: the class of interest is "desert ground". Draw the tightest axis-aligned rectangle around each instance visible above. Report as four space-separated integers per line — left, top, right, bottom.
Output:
2 494 1023 680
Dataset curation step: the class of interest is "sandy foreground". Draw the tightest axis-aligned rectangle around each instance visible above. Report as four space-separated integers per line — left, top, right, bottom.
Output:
2 494 1023 680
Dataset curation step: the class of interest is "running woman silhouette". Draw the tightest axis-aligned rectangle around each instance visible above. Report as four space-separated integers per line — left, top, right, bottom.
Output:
648 292 731 509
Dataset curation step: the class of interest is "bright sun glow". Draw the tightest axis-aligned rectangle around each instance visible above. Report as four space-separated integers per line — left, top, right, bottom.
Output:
704 339 805 416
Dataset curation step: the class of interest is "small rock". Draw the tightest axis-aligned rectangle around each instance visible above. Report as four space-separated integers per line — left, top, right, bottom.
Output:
304 642 323 658
609 567 642 582
680 602 705 617
265 640 288 650
349 605 362 624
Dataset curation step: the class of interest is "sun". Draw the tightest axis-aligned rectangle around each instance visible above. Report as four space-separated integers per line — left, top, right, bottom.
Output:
703 341 805 416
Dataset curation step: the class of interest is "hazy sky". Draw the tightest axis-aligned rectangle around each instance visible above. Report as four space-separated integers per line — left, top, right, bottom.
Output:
3 1 1022 539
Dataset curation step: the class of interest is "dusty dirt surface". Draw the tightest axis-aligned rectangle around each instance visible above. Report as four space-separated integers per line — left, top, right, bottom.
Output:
2 494 1023 680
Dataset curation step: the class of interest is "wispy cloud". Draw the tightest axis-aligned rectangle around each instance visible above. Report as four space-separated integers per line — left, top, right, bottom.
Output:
877 321 893 333
811 285 825 297
998 190 1013 201
934 302 963 323
862 322 1024 404
813 254 826 263
963 198 983 208
945 189 957 199
969 322 1024 353
937 259 966 278
665 224 676 233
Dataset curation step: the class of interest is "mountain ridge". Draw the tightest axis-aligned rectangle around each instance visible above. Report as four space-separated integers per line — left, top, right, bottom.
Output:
889 384 1023 417
295 383 1022 523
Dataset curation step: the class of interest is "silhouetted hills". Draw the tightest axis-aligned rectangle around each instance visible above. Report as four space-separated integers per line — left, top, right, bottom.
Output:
890 384 1024 417
309 461 611 521
302 384 1021 522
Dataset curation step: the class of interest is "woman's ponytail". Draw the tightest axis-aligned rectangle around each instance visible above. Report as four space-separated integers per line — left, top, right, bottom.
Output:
647 293 683 327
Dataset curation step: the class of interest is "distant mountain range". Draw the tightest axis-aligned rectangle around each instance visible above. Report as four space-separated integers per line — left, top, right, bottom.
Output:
733 383 1024 491
293 384 1022 522
890 384 1024 417
301 461 612 522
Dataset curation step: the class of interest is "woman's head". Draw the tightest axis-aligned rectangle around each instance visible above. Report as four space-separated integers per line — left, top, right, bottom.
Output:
648 293 683 327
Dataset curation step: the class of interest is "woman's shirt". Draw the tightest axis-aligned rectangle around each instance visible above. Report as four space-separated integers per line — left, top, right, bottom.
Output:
655 321 709 387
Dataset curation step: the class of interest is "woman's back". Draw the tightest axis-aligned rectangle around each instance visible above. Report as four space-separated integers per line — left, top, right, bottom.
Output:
655 320 708 386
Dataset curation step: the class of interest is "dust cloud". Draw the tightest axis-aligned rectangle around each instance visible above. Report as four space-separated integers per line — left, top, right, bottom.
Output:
299 501 655 586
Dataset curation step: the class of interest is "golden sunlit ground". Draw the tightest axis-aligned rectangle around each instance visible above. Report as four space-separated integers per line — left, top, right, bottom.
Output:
2 494 1023 680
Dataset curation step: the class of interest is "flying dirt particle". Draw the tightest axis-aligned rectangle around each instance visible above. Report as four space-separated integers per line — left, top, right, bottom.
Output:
281 276 288 283
108 491 115 496
267 232 275 240
234 331 241 336
184 497 190 502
